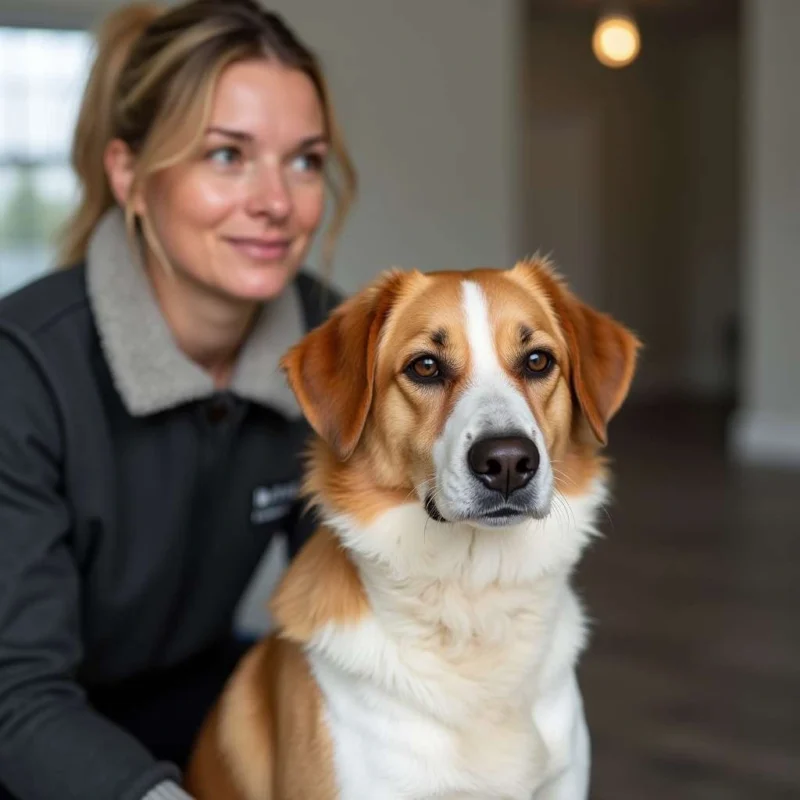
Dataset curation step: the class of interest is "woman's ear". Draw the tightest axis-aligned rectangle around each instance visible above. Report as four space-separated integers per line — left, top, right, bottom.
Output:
280 271 405 461
103 139 145 214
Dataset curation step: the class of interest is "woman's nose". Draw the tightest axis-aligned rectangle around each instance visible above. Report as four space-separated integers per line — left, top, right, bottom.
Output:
246 164 292 222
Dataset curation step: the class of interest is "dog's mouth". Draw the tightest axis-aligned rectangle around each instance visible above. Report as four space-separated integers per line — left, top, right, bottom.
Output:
424 493 546 526
482 507 520 519
424 493 447 522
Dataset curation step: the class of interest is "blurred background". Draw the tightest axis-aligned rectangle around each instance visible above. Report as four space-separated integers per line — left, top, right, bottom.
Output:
0 0 797 797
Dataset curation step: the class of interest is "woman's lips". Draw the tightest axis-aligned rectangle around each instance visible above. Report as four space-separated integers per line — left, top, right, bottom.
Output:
224 236 291 263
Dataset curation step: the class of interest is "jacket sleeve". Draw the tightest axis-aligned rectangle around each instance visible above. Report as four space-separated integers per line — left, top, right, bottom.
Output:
0 334 181 800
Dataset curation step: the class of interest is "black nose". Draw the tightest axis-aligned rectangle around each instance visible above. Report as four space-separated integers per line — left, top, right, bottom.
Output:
467 436 539 498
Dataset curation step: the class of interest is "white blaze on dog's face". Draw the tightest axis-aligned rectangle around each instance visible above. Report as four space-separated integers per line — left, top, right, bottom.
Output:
281 260 640 530
426 278 557 525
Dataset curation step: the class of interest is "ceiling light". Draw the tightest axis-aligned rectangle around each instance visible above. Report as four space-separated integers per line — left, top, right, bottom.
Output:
592 12 641 69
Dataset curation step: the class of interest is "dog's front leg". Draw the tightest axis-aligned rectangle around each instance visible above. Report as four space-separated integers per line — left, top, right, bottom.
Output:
531 708 590 800
530 673 591 800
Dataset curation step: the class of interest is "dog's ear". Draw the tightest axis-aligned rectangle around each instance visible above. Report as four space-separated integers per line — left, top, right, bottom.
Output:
280 272 404 461
522 260 642 445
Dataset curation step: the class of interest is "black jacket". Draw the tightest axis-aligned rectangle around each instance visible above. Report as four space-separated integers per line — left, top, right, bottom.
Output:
0 211 340 800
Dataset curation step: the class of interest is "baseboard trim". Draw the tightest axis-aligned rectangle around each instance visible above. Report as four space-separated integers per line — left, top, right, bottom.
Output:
729 410 800 466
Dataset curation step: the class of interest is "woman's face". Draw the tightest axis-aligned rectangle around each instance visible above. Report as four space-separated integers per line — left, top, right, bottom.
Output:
143 59 328 302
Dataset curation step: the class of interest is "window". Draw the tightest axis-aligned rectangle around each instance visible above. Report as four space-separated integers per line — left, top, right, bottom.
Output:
0 27 92 297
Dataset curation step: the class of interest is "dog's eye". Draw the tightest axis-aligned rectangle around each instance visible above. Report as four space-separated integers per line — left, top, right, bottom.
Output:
525 350 554 376
407 355 441 382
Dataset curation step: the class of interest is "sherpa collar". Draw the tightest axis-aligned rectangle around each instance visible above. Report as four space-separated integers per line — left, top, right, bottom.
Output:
86 208 303 419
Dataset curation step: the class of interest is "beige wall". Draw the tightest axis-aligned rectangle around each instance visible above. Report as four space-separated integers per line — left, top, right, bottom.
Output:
731 0 800 465
0 0 130 28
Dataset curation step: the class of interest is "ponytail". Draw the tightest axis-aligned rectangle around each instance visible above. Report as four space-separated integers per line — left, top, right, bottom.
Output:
57 3 162 267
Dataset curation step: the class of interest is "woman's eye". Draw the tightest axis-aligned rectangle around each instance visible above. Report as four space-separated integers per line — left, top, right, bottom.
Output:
291 152 325 173
525 350 555 376
406 355 442 382
206 146 242 166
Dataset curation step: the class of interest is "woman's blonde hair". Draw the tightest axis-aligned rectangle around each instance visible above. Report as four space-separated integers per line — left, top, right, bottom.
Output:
58 0 357 272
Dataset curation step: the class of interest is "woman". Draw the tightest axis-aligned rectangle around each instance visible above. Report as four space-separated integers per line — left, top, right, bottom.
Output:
0 2 355 799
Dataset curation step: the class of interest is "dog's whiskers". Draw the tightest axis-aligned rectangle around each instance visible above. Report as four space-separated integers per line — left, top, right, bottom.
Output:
549 490 575 532
406 477 436 505
549 461 614 532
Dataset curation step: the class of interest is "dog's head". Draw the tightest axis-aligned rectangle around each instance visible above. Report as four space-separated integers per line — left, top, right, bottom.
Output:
281 260 640 531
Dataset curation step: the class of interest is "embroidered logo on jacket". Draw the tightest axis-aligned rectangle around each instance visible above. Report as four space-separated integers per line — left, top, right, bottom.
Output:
250 480 299 525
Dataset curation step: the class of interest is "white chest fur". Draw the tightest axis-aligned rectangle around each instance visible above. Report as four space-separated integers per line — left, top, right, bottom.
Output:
310 489 604 799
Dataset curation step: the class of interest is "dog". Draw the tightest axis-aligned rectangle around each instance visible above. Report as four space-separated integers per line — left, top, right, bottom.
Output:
186 259 640 800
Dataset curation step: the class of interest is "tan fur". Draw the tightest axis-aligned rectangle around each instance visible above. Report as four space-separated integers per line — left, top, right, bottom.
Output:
186 645 271 800
302 439 414 527
269 525 369 642
185 636 339 800
187 260 640 798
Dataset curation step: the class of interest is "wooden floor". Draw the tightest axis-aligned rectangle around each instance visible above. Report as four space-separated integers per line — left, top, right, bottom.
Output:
577 401 800 799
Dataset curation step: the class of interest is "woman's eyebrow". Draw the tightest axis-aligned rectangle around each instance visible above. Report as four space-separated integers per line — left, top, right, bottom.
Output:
205 126 253 141
205 129 328 149
295 134 328 149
